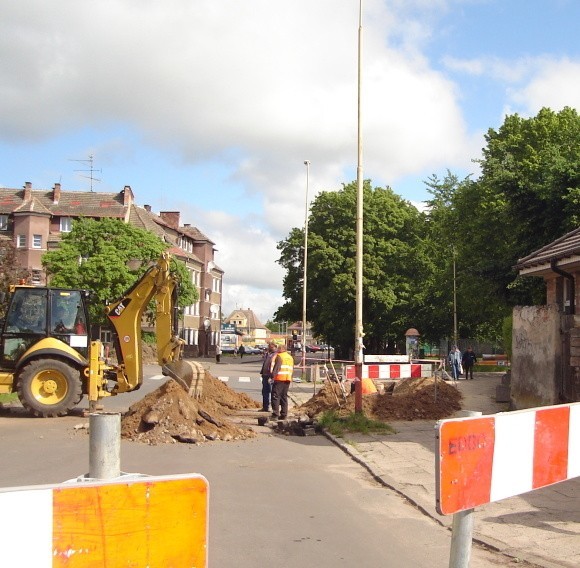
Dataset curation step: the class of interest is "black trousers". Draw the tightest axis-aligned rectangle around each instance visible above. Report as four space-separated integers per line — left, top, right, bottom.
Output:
271 381 290 417
261 376 272 410
464 364 474 379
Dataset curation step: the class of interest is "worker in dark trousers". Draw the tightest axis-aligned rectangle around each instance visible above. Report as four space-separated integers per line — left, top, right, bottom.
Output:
270 344 294 420
259 341 277 412
462 346 477 380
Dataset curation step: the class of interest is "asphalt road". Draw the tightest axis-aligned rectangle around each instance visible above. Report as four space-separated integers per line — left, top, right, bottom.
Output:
0 359 515 567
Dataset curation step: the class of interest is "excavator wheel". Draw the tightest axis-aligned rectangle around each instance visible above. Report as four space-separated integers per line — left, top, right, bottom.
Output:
17 359 83 418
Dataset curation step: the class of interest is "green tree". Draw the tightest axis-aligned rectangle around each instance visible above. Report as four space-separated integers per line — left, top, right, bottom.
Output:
468 106 580 307
42 218 197 326
0 239 30 317
276 181 431 357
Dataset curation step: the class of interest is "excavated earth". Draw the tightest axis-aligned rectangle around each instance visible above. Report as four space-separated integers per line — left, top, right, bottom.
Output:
297 376 463 421
121 372 260 445
120 362 462 445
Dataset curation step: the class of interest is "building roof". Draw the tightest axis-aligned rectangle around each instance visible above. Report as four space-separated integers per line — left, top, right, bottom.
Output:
226 309 266 330
516 227 580 276
0 186 128 218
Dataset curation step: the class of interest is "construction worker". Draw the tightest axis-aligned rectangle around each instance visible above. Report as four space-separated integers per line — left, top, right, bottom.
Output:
270 344 294 420
259 341 277 412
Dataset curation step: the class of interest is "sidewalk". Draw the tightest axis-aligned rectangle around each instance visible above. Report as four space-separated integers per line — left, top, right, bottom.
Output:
290 373 580 568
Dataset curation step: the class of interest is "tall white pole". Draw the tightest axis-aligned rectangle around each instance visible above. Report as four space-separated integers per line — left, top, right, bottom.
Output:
354 0 364 413
302 160 310 376
453 246 458 345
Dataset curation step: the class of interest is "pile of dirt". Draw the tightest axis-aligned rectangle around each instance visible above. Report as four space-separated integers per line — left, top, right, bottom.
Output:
121 372 260 445
298 377 462 422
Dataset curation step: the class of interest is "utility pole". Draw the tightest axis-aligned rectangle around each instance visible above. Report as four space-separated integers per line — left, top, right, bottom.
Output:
302 160 310 377
354 0 364 413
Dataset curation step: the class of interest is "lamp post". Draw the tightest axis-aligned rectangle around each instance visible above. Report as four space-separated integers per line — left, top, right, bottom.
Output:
302 160 310 376
354 0 364 413
453 246 458 345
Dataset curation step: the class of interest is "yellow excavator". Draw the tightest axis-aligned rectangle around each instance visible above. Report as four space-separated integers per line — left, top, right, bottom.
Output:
0 253 194 417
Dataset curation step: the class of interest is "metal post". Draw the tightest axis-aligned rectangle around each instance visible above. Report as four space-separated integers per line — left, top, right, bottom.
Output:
302 160 310 379
453 246 458 346
448 410 482 567
354 0 364 413
89 413 121 479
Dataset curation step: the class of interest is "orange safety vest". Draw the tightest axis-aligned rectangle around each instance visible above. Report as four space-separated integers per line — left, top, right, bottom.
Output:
273 351 294 382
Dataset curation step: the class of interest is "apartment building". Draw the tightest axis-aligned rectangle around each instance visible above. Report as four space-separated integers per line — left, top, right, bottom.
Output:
0 181 223 357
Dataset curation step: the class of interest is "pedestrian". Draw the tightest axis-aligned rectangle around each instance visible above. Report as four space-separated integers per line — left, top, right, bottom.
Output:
448 345 462 380
215 344 221 364
462 345 477 380
270 344 294 420
259 341 277 412
239 344 246 359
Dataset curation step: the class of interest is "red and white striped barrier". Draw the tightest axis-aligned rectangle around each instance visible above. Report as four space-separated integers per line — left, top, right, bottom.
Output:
437 402 580 515
345 363 433 380
0 473 209 567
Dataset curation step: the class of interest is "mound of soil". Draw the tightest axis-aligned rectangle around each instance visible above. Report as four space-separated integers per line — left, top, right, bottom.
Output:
298 377 462 422
121 372 260 445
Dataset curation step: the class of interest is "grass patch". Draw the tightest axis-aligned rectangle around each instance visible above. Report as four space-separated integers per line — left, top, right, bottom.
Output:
0 392 18 404
318 410 396 438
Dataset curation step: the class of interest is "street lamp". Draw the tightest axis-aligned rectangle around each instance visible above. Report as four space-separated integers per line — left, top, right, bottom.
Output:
354 0 364 413
302 160 310 376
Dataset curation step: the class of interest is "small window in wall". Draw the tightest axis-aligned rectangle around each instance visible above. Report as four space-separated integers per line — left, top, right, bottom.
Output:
33 235 42 249
16 234 26 248
0 215 8 231
60 217 72 233
212 277 221 293
31 271 42 285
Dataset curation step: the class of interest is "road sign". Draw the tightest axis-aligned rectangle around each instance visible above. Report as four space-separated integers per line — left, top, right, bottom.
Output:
0 473 208 567
436 402 580 515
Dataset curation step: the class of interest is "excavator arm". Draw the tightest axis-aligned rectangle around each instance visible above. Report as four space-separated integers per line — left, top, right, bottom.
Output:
103 253 186 394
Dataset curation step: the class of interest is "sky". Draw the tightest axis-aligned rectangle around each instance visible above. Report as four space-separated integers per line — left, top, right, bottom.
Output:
1 0 579 324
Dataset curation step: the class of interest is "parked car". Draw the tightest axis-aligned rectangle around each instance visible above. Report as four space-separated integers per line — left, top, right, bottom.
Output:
305 344 322 353
243 346 262 355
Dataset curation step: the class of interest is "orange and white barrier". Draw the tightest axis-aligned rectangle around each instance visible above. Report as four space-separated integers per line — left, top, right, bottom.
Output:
437 402 580 515
345 363 433 380
0 473 209 567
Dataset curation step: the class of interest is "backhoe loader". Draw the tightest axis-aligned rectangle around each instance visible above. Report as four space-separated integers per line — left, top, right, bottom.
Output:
0 253 194 417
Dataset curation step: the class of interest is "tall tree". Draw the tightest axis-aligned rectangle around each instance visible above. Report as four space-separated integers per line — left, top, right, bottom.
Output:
42 218 197 326
276 181 431 357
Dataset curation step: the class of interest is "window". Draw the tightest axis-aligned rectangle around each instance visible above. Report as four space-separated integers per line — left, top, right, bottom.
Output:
191 270 201 287
33 235 42 249
17 235 26 248
0 215 7 231
60 217 72 232
212 277 221 293
31 271 42 285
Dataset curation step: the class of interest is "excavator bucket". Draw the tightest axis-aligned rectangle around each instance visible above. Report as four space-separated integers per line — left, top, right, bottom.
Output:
162 360 205 399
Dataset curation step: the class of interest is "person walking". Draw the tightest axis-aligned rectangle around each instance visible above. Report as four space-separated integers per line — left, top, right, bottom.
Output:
239 344 246 359
215 344 221 364
270 344 294 420
448 345 462 380
259 341 277 412
462 346 477 380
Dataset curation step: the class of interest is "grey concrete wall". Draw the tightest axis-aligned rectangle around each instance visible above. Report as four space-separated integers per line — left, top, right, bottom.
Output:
511 305 561 409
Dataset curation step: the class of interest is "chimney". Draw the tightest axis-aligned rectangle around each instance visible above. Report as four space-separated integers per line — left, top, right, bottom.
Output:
144 204 151 212
160 211 180 228
23 181 32 201
122 185 134 206
53 183 61 204
184 223 190 228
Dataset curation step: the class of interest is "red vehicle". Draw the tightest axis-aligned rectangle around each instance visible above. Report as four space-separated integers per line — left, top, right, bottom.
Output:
306 344 322 353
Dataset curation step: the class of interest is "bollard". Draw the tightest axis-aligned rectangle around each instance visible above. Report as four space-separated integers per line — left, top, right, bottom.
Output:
448 410 482 568
89 413 121 479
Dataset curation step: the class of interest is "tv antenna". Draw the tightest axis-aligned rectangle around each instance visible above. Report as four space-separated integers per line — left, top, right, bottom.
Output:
69 154 101 191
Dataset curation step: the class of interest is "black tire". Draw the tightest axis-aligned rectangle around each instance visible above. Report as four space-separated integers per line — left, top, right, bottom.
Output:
17 359 83 418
